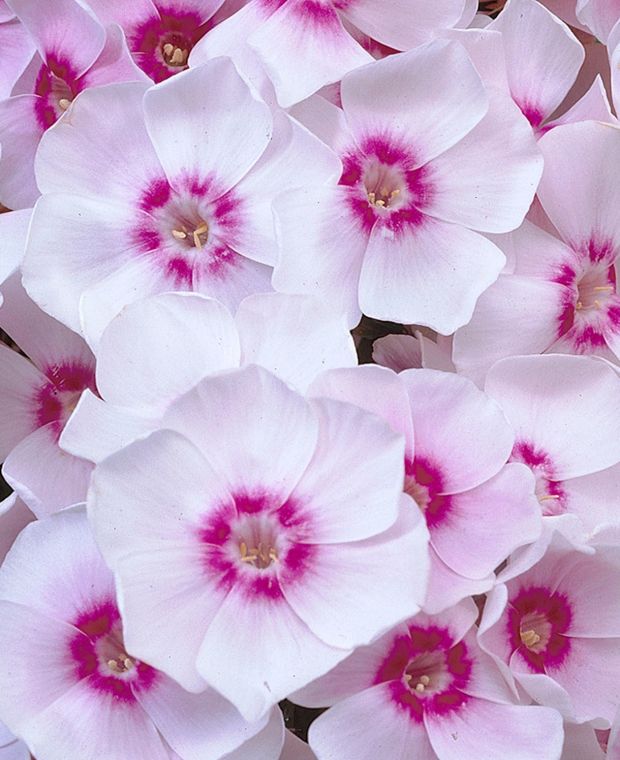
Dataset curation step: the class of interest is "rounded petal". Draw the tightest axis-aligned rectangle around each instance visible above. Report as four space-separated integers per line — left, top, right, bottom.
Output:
358 216 505 333
236 293 357 393
143 59 272 195
96 292 240 412
0 95 43 209
288 396 405 543
485 354 620 479
282 505 429 649
401 369 514 493
341 40 488 166
162 365 319 498
0 209 30 286
0 343 44 460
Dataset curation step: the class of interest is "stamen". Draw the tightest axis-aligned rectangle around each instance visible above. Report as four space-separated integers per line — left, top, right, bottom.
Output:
170 48 187 67
538 494 560 501
593 286 614 292
419 675 430 685
415 683 425 692
58 98 71 111
172 229 187 240
163 43 174 57
520 629 541 648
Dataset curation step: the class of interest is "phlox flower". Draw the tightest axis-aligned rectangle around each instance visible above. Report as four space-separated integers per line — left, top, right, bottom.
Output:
272 40 542 332
88 364 429 721
484 354 620 545
23 58 339 346
479 537 620 723
60 291 357 465
0 509 286 760
308 364 541 612
0 274 95 515
454 121 620 379
83 0 240 82
292 599 564 760
0 0 146 209
191 0 468 108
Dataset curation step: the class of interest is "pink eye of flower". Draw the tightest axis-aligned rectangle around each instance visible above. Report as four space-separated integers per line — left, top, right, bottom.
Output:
404 458 451 528
34 362 96 432
34 58 81 129
574 264 616 313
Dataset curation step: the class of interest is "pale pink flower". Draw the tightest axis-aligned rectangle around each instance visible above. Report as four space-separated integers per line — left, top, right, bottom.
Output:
479 538 620 723
0 0 146 209
0 509 283 760
191 0 467 108
0 274 95 515
273 41 542 332
23 58 339 345
308 365 541 612
60 291 356 465
293 600 564 760
88 364 429 721
83 0 242 82
485 354 620 544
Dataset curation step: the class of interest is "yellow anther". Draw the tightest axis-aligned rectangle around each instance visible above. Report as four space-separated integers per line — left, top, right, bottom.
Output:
415 683 425 693
163 43 174 56
419 675 430 686
539 494 560 501
58 98 71 111
172 229 187 240
520 629 541 648
593 286 614 292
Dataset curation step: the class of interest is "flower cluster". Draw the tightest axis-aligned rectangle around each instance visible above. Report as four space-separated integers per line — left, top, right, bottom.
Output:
0 0 619 758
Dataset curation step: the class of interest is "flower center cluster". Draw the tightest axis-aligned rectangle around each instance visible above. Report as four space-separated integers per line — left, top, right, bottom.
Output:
161 41 189 68
575 264 615 313
362 161 407 210
403 649 449 696
171 220 209 248
233 512 281 571
508 586 572 672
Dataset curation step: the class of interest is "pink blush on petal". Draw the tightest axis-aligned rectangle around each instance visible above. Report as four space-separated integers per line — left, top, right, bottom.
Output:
374 625 472 724
70 601 157 702
34 362 97 436
507 586 572 673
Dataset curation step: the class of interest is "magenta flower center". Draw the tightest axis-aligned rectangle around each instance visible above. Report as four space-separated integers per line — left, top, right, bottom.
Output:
34 362 96 435
404 457 451 528
508 586 572 672
71 602 156 701
376 625 472 722
510 441 566 516
34 57 81 129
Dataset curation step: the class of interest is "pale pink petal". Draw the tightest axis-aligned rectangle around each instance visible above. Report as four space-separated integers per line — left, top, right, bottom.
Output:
0 497 34 564
0 209 29 286
0 19 34 99
431 463 540 579
538 121 620 251
0 343 44 459
422 91 542 233
236 293 357 393
358 216 505 333
231 111 341 265
0 95 42 209
341 40 488 166
372 334 423 373
282 505 429 649
341 0 466 51
308 682 437 760
576 0 620 42
0 272 94 374
272 184 368 328
561 722 606 760
401 369 514 493
35 81 156 202
8 0 105 76
0 508 114 620
222 708 285 760
452 275 566 386
96 292 240 412
0 601 83 736
549 75 616 128
425 546 494 614
249 0 372 108
288 396 405 543
485 354 620 479
82 0 158 29
425 698 564 760
23 194 150 332
60 390 157 464
162 365 319 498
289 93 353 155
197 588 349 722
279 729 315 760
24 678 170 760
143 58 272 195
136 674 268 760
439 27 510 93
307 364 415 457
561 464 620 532
79 23 149 88
489 0 584 126
3 423 93 515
